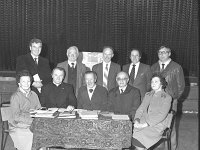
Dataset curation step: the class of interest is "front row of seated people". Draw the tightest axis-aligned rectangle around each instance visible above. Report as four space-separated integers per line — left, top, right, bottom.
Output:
8 69 171 150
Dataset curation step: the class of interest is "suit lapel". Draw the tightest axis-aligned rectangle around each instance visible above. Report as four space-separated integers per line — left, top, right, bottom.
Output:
28 54 38 71
99 63 103 85
135 63 143 81
64 61 69 83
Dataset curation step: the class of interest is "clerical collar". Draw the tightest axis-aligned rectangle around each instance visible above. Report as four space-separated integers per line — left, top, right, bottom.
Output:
68 60 77 67
53 82 62 87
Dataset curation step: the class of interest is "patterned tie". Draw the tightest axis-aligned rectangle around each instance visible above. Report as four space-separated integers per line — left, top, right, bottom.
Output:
103 64 108 89
34 58 38 65
130 64 135 84
161 64 165 71
120 89 124 94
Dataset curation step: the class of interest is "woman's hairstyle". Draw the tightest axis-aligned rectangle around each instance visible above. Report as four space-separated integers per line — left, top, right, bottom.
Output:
16 70 33 84
151 73 168 89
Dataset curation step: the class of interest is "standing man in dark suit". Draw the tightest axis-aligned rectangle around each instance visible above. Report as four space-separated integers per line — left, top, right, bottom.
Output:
151 46 185 150
57 46 89 97
16 38 52 96
108 71 141 120
40 67 77 110
92 46 121 91
123 49 152 101
77 71 108 111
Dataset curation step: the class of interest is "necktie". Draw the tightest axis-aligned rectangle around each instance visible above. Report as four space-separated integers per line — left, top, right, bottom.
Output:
103 64 108 89
120 89 124 94
71 63 74 68
89 89 93 93
161 64 165 71
130 64 135 84
34 58 38 65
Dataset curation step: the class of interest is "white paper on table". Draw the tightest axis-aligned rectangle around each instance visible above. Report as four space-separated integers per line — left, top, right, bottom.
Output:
112 114 130 120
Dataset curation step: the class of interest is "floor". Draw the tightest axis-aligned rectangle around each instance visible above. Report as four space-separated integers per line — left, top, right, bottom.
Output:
0 113 198 150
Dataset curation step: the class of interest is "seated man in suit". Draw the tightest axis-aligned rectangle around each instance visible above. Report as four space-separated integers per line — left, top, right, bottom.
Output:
16 38 52 96
108 71 141 120
77 71 108 111
123 49 152 101
92 46 121 91
57 46 89 97
40 67 77 110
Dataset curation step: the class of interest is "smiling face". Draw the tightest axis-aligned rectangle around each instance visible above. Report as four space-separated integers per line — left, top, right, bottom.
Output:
130 50 141 64
102 47 114 63
30 42 42 57
158 47 171 63
85 73 96 88
52 69 65 85
18 76 31 91
151 77 162 92
116 72 129 88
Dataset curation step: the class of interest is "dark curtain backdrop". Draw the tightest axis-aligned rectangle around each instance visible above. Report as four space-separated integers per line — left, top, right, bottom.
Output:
0 0 199 76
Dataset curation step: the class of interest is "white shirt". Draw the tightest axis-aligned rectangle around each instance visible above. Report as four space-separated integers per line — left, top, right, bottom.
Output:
159 58 171 70
128 62 140 79
119 85 127 94
31 54 39 64
68 60 77 68
87 85 96 100
103 61 111 73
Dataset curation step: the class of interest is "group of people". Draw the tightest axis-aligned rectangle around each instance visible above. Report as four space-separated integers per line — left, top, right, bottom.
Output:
8 38 185 150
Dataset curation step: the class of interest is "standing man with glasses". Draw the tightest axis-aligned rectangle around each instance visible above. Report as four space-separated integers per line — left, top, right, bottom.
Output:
92 46 121 92
107 71 141 120
57 46 89 97
16 38 52 97
123 49 152 101
151 46 185 150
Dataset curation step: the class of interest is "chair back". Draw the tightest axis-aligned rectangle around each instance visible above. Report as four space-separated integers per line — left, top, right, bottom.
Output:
0 106 12 122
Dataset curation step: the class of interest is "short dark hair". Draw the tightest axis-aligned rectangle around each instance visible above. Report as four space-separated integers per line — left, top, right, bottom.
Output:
151 73 168 89
158 46 171 53
52 67 66 78
84 71 97 80
130 48 142 57
16 70 33 85
29 38 42 47
102 46 114 53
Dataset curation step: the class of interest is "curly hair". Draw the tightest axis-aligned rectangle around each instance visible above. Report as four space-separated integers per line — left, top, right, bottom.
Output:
16 70 33 85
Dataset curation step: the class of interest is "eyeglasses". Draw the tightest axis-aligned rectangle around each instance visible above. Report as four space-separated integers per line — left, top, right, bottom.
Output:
116 78 128 81
158 51 169 55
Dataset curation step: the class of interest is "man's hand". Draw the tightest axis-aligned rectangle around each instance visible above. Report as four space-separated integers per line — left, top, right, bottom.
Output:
66 105 75 112
32 81 43 88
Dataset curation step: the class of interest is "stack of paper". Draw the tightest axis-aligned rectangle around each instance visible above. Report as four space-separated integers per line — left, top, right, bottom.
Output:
30 109 57 118
58 111 76 118
79 110 98 120
112 114 130 120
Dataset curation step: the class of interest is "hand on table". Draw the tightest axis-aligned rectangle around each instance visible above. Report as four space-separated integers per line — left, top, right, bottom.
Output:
66 105 75 112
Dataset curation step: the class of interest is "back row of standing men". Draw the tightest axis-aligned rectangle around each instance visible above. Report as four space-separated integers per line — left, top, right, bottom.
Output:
16 38 185 150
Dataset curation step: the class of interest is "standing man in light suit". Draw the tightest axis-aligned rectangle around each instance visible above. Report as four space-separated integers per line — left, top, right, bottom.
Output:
57 46 89 97
151 46 185 150
92 46 121 91
123 49 152 101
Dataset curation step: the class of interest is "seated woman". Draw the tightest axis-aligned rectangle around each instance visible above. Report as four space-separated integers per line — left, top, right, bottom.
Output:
8 70 41 150
132 73 172 150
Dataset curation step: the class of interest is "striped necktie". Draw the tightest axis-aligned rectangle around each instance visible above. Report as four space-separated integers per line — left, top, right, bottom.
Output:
130 64 135 84
103 64 108 89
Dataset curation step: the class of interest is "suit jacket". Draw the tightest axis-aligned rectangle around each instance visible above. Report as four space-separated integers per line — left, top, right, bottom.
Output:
133 90 172 149
123 63 152 100
57 61 89 96
40 82 77 108
77 85 108 111
108 84 141 119
16 53 52 85
92 62 121 91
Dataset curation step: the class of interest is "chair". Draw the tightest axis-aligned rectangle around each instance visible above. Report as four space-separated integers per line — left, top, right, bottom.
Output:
0 105 11 150
149 110 175 150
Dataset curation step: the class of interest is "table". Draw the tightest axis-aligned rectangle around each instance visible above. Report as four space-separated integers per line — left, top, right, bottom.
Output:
31 117 132 150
